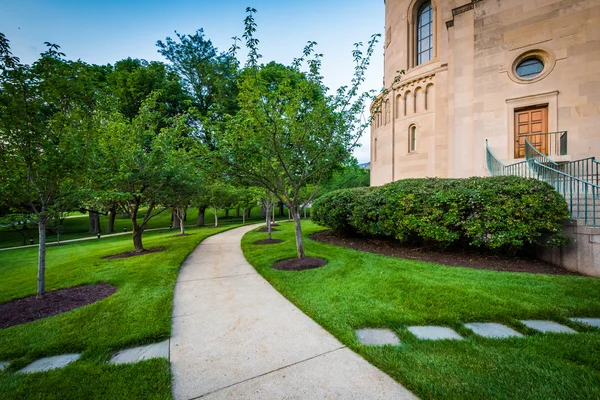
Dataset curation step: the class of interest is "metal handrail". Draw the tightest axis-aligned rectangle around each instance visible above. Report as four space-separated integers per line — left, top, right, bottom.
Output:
556 157 600 187
486 140 535 178
486 140 599 227
517 131 568 158
525 139 599 227
524 137 559 168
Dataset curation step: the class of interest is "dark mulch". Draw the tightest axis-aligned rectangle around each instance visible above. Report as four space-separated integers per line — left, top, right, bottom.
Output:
172 233 189 237
254 239 284 245
103 247 167 260
272 257 327 271
257 227 279 233
310 230 578 275
270 223 280 227
0 283 117 329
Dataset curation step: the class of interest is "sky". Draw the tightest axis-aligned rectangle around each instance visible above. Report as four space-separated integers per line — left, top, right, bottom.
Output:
1 0 384 163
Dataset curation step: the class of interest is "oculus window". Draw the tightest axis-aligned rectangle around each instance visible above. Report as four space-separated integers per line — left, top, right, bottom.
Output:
516 58 544 79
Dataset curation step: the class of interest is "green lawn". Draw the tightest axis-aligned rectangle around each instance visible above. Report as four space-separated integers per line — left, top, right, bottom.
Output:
0 223 243 399
0 206 266 249
242 221 600 400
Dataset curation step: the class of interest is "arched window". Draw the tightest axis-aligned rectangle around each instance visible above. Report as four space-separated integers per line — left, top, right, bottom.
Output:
409 126 417 152
416 2 433 65
374 138 378 162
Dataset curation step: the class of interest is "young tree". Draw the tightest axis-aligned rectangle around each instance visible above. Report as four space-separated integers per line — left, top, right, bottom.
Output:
207 183 235 227
236 187 261 224
213 9 379 259
0 37 101 296
93 94 193 251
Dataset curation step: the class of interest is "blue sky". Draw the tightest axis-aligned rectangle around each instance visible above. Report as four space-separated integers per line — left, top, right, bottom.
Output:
1 0 384 162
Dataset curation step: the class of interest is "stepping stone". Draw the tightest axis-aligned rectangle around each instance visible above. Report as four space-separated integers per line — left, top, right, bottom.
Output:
520 320 577 334
0 361 9 371
110 340 169 365
355 329 401 346
19 354 80 373
464 323 523 338
570 318 600 328
407 326 463 340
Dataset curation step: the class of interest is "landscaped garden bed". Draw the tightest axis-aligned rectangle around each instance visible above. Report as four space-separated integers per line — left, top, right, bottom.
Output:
310 230 576 275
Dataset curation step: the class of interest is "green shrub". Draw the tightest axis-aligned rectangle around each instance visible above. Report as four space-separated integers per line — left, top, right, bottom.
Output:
312 176 570 251
311 187 372 232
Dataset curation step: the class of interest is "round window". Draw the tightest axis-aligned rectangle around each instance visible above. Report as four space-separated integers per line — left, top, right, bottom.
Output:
515 58 544 79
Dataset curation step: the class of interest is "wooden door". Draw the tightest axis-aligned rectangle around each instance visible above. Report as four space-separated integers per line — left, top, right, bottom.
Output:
514 106 548 158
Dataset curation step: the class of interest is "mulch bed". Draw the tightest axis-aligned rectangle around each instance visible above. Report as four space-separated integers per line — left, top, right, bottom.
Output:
254 239 284 245
172 233 189 237
0 283 117 329
310 230 578 275
103 247 167 260
272 257 327 271
256 227 279 233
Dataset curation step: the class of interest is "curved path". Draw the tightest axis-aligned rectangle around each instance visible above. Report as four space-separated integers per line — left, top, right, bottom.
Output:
170 224 417 400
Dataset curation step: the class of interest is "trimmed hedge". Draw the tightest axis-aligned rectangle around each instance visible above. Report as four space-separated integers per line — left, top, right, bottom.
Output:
312 176 570 251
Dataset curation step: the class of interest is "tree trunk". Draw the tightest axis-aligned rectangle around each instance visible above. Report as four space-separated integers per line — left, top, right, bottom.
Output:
225 209 229 218
213 209 219 227
172 209 180 230
132 224 144 252
177 207 185 235
266 204 272 240
242 210 246 224
183 209 187 222
107 205 117 233
246 207 252 219
236 207 240 217
288 209 291 222
197 206 206 226
272 205 275 223
292 208 306 259
88 211 101 234
278 202 284 216
37 217 47 297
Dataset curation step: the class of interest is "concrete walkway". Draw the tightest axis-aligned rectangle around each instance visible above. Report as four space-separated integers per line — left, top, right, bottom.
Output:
170 224 417 400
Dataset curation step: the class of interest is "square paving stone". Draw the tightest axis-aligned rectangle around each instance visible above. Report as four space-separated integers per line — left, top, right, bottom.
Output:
464 323 523 339
570 318 600 328
19 354 80 373
520 320 577 334
0 361 9 371
355 329 401 346
407 326 463 340
110 340 169 365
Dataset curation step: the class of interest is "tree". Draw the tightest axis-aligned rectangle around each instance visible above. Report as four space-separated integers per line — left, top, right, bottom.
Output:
207 183 235 227
93 93 193 251
213 9 379 259
0 37 101 296
236 187 261 224
157 29 238 148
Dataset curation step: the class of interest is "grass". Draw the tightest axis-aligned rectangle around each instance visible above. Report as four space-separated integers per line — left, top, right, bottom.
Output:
0 222 243 399
241 220 600 400
0 206 266 249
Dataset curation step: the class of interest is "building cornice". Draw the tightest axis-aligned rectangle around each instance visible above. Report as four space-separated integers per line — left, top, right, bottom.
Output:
445 0 483 28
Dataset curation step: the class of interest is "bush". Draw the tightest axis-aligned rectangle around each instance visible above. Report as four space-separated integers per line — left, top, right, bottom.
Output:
311 176 570 251
311 187 373 232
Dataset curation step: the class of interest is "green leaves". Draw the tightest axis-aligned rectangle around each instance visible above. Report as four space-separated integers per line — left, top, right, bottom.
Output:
312 177 571 252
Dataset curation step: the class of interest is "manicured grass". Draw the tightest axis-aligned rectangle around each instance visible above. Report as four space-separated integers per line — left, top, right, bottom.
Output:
0 223 241 399
0 206 265 249
242 221 600 400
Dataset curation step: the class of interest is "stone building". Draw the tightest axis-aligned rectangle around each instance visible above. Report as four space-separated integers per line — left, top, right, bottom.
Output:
370 0 600 186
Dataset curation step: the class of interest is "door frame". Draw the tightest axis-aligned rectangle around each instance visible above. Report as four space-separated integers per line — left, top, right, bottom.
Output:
505 91 558 161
